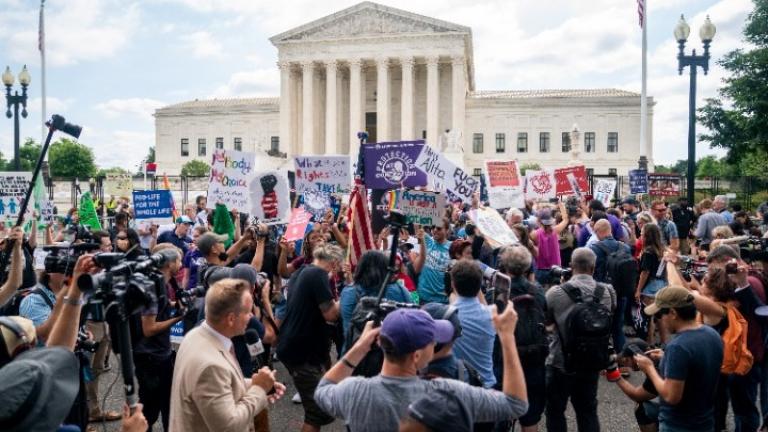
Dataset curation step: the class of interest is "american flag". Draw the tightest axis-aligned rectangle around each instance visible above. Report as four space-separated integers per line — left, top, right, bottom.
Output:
637 0 645 28
347 143 374 268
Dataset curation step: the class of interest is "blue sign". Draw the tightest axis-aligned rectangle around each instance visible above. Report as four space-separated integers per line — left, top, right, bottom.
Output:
132 190 173 221
170 319 185 345
629 170 648 194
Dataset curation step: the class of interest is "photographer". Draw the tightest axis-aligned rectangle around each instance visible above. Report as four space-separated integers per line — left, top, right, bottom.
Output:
609 338 661 432
314 304 528 432
133 246 185 431
0 226 25 307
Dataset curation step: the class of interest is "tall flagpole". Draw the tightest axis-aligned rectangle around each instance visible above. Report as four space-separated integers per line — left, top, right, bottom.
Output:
639 0 649 170
40 0 47 150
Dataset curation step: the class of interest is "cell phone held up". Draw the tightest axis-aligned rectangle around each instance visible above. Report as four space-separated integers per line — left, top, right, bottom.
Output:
492 273 511 313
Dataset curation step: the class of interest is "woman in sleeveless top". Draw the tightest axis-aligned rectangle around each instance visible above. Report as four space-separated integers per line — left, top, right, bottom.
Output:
531 202 569 287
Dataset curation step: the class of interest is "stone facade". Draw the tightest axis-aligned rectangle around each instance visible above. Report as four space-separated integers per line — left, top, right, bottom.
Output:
155 1 653 176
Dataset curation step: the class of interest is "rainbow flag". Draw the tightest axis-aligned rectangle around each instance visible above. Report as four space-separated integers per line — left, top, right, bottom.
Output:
162 173 179 220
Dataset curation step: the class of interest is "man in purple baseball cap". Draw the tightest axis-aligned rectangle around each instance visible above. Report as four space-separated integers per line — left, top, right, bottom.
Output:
315 305 529 432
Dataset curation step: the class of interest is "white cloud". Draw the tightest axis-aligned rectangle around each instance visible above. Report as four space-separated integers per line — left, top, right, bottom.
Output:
95 98 166 122
0 0 140 67
180 31 226 59
210 68 280 98
89 130 154 169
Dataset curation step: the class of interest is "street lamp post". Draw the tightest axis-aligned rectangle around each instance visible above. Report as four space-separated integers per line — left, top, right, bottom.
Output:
675 14 716 205
3 65 31 171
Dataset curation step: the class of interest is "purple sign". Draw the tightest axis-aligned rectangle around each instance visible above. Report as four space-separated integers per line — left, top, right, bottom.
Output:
363 141 428 189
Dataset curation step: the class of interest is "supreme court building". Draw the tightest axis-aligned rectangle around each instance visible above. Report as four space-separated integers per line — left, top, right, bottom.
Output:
155 1 654 176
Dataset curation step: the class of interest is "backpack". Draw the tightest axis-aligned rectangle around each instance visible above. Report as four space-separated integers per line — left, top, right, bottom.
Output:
596 242 638 298
510 286 549 365
0 286 54 317
720 303 754 375
344 290 385 377
560 283 613 373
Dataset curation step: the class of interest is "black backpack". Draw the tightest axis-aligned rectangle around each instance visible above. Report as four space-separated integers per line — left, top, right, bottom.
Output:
344 289 385 377
510 285 549 365
596 242 638 298
560 283 613 373
0 286 54 317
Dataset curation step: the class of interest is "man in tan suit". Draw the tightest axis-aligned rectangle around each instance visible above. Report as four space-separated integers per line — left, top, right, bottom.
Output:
170 278 277 432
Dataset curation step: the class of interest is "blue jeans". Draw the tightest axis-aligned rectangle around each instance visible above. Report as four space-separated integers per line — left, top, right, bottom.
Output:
715 368 761 432
613 296 629 354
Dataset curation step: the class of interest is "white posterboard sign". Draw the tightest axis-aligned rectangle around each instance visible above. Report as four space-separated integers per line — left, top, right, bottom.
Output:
0 172 32 222
415 145 478 204
484 160 524 209
249 170 291 225
524 170 556 201
104 174 134 198
294 155 351 194
594 179 617 207
208 149 256 211
469 208 519 248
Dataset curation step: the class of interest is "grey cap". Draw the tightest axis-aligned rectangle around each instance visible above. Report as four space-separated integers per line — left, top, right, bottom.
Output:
231 263 258 286
408 389 472 432
197 232 228 256
204 266 232 287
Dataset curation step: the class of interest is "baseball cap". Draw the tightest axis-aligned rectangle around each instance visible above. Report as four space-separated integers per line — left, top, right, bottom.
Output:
204 266 232 286
537 209 554 226
0 316 36 366
622 197 640 206
176 215 194 225
644 285 693 316
380 309 454 355
231 263 258 286
197 232 229 256
408 389 472 432
421 303 462 340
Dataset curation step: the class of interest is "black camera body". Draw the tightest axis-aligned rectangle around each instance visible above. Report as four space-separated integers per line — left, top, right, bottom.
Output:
550 265 573 283
679 256 708 282
42 239 101 276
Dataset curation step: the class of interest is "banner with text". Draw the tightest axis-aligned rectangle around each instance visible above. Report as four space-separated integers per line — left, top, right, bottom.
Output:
105 174 134 198
389 189 446 226
415 145 478 205
485 160 523 209
284 208 313 242
469 207 519 248
208 149 256 211
0 172 32 221
363 141 427 189
249 170 291 225
593 178 617 207
629 169 648 194
294 155 351 195
648 174 681 197
132 190 174 224
554 166 589 197
524 170 556 201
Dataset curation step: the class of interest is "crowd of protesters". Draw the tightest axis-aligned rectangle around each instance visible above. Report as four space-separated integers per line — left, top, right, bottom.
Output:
1 189 768 432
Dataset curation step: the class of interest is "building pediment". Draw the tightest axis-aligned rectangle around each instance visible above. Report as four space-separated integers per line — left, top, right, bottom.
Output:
270 1 470 44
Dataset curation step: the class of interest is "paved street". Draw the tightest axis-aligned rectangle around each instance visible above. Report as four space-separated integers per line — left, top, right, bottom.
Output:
92 353 651 432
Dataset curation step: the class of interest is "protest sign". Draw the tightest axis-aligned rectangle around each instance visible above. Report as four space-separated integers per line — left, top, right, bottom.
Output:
593 178 617 207
524 170 556 201
388 190 446 226
363 141 427 189
249 170 291 225
294 156 351 194
303 189 331 220
415 145 478 204
284 208 313 242
648 174 681 196
40 201 55 224
0 172 32 221
469 208 519 248
208 149 255 211
554 166 588 197
170 321 184 345
629 170 648 194
105 174 133 197
484 160 523 209
132 190 174 224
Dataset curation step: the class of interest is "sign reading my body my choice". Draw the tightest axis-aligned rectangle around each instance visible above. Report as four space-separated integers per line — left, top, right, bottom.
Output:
132 190 174 224
208 149 255 211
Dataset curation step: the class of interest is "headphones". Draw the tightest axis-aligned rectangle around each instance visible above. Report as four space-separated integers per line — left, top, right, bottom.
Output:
0 317 33 357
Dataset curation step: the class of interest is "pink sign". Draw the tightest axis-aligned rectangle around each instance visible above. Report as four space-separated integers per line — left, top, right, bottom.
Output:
283 208 312 242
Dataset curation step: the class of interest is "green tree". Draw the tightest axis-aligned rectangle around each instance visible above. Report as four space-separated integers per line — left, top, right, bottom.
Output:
18 138 42 171
97 167 131 177
654 164 673 173
145 146 155 163
0 151 6 170
49 138 97 178
699 0 768 165
518 163 542 176
181 159 210 177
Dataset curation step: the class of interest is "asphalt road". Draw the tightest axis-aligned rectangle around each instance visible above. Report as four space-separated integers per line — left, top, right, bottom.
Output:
90 353 654 432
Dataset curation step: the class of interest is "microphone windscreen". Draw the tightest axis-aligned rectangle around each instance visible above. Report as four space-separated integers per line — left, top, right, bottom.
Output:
245 329 260 345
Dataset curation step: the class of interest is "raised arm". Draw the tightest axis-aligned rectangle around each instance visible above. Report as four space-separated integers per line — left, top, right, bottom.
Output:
0 228 25 307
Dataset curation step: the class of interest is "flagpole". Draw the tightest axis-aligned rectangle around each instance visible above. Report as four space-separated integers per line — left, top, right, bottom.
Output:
39 0 47 149
639 0 649 170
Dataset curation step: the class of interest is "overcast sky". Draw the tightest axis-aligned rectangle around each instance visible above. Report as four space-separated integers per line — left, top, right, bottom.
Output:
0 0 755 171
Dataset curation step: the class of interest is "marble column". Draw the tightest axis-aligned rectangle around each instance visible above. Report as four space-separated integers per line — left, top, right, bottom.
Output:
349 59 363 158
451 56 466 147
325 60 338 154
376 56 390 142
301 60 315 155
426 55 440 147
278 61 294 156
400 56 415 141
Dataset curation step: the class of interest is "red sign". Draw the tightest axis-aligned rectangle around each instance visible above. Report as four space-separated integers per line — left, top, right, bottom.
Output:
283 208 312 242
145 162 157 175
485 161 520 187
554 166 588 197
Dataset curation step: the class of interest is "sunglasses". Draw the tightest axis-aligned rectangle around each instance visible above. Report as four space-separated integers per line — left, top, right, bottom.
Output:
117 236 128 240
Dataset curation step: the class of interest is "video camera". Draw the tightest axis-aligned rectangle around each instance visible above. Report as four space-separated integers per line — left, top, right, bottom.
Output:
740 236 768 263
550 265 573 283
42 226 101 276
680 256 708 282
